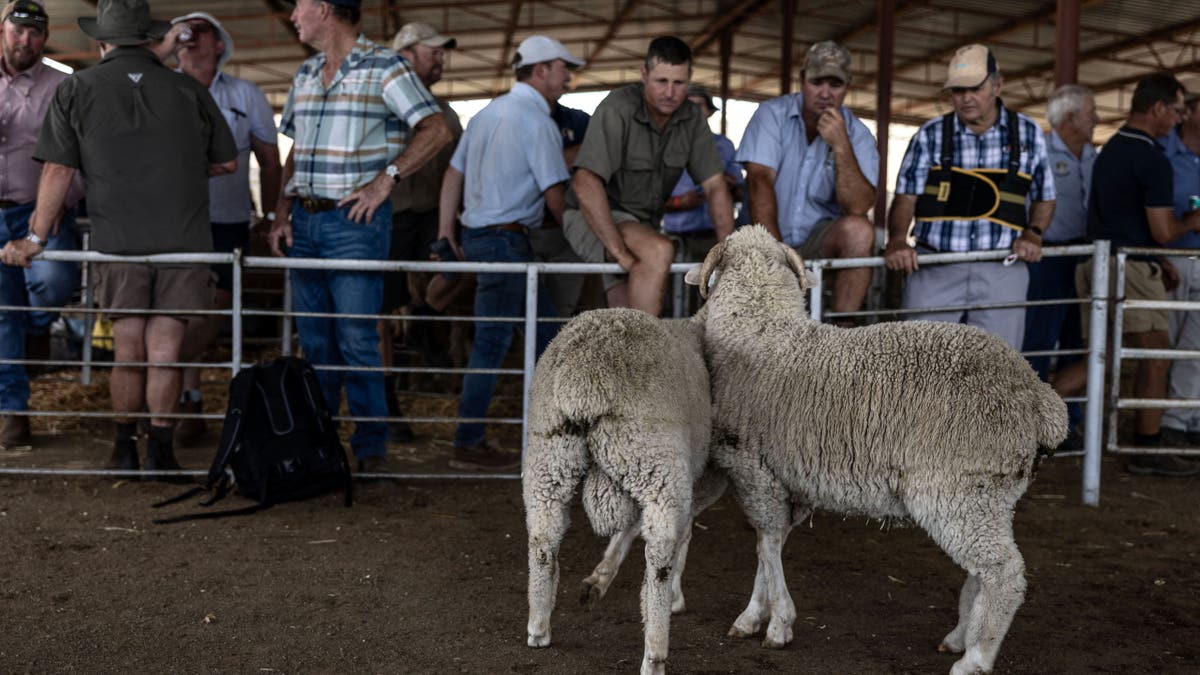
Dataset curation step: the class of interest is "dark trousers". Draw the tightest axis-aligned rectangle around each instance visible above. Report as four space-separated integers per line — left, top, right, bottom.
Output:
1022 253 1084 427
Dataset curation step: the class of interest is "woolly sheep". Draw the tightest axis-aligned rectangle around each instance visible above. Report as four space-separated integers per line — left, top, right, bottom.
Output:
685 226 1067 675
523 308 726 675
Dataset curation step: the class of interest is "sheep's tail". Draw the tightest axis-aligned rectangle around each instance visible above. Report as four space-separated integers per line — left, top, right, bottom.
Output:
582 468 640 537
1030 379 1070 455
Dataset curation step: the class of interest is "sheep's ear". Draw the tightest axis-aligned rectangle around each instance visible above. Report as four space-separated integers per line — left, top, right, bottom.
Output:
696 241 726 299
782 245 816 290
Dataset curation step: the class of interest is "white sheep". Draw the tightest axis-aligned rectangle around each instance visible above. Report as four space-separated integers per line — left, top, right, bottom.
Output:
523 308 725 675
685 226 1067 675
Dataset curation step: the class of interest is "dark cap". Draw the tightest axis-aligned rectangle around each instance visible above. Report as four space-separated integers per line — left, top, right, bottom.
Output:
1 0 48 30
687 84 719 114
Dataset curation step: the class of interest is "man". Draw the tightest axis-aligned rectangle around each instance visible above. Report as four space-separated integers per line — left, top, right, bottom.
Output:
377 21 464 443
1160 92 1200 449
171 10 282 444
737 41 878 319
1 0 237 474
268 0 452 474
437 35 579 470
562 36 734 316
1054 73 1200 476
1021 84 1098 449
0 0 82 448
885 44 1055 350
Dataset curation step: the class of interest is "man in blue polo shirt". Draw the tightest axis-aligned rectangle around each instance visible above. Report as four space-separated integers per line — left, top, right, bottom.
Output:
436 35 580 470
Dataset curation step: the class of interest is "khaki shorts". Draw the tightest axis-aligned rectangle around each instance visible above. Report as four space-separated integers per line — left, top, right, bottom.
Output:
563 207 644 290
97 263 214 319
795 218 837 259
1076 258 1170 337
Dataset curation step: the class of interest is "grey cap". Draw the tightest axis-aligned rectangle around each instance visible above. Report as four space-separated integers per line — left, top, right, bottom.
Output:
802 41 852 83
392 22 456 51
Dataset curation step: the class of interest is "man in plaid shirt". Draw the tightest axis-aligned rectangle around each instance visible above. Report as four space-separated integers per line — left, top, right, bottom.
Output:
885 44 1055 349
268 0 452 474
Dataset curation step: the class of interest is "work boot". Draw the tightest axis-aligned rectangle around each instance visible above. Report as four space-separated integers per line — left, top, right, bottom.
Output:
0 414 32 448
385 375 416 443
449 438 521 471
105 423 140 473
175 398 207 446
145 426 190 484
1125 454 1200 478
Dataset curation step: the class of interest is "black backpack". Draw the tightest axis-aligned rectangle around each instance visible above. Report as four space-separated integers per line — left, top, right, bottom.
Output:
153 356 353 523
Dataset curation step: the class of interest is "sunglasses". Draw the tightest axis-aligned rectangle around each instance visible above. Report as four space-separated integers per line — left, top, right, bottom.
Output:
185 21 215 35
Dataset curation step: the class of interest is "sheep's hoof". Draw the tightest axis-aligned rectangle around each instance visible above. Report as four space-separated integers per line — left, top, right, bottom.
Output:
527 633 552 648
761 636 788 649
670 599 686 615
938 641 961 654
579 580 603 609
727 622 757 639
640 657 667 675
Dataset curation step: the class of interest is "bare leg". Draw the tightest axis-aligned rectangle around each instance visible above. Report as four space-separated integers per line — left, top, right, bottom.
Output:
110 317 148 422
822 215 876 315
615 221 674 316
144 316 187 428
1127 330 1171 434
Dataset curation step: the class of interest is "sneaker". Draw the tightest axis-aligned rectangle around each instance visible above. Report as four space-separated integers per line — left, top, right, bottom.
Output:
1125 454 1200 478
449 439 521 471
0 414 31 448
175 399 207 446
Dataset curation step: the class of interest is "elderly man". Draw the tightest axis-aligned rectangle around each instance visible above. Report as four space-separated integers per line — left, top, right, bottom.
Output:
0 0 82 448
562 36 734 316
885 44 1055 350
170 10 282 444
737 41 878 319
436 35 580 470
268 0 452 474
1 0 237 474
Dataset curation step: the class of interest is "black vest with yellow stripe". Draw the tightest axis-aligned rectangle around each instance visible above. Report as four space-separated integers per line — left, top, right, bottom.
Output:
915 104 1032 232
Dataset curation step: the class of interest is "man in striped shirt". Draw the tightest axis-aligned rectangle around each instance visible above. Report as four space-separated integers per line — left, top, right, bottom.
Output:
268 0 452 474
885 44 1055 350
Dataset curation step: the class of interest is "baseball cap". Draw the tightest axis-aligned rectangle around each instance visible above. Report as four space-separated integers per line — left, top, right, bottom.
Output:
511 35 584 70
171 12 234 70
944 44 998 89
392 22 456 51
802 41 851 84
687 84 719 114
1 0 48 30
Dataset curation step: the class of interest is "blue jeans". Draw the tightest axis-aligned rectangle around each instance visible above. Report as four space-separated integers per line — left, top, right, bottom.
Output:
0 204 80 411
288 201 391 459
1022 254 1084 428
455 227 559 448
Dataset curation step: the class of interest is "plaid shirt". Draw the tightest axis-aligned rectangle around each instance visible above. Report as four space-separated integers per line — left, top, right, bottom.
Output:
896 103 1055 252
280 35 441 200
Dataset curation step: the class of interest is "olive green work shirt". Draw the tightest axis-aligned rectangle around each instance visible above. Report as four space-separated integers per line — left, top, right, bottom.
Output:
35 47 237 255
390 97 462 213
565 83 723 226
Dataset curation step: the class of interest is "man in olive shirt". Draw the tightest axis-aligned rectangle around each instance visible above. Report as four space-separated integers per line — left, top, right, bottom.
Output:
0 0 237 476
562 36 734 315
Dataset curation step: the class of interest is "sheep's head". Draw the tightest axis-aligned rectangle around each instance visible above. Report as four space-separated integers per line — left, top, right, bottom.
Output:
684 225 816 299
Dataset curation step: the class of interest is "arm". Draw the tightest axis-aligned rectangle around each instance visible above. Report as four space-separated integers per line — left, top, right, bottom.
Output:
1 162 74 268
341 112 454 224
573 167 635 271
251 137 282 222
1012 200 1054 262
884 193 919 273
269 148 295 256
437 166 465 259
543 181 567 228
700 172 735 241
744 162 783 241
1147 207 1200 244
817 109 876 216
209 158 237 176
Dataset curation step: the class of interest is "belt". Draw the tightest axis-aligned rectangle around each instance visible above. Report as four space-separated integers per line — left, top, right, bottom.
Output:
486 223 528 234
0 199 22 210
298 197 338 213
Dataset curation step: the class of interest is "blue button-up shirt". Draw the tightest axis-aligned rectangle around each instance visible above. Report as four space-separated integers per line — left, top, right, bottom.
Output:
451 82 569 229
663 133 742 234
736 93 879 247
896 103 1055 252
1043 129 1095 243
1161 127 1200 249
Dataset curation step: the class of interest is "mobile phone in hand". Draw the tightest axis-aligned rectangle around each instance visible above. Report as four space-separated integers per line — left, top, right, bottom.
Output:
430 237 461 280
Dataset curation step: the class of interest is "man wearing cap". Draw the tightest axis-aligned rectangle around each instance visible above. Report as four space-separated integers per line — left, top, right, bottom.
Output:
563 36 734 316
664 84 743 264
1 0 238 474
268 0 452 474
737 41 878 321
170 10 282 444
0 0 83 448
885 44 1055 350
376 21 464 443
435 35 578 470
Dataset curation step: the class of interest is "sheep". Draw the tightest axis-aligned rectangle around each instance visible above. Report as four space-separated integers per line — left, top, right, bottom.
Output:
523 307 726 675
684 225 1067 675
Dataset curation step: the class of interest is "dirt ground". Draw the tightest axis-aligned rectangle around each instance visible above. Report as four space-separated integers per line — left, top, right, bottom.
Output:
1 431 1198 674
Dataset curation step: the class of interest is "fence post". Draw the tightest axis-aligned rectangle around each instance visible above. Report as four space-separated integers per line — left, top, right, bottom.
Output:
80 231 94 387
522 266 539 460
281 270 293 356
231 248 243 375
1082 240 1110 506
808 264 824 320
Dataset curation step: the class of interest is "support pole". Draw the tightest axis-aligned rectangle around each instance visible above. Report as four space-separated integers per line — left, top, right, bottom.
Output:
1055 0 1081 86
781 0 796 94
874 0 895 226
720 25 733 135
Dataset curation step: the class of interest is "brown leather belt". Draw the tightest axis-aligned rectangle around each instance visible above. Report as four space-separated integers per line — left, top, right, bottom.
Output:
486 222 528 234
299 197 338 213
0 199 21 210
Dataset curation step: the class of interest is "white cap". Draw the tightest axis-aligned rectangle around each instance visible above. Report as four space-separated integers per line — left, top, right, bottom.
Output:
511 35 583 71
171 11 233 71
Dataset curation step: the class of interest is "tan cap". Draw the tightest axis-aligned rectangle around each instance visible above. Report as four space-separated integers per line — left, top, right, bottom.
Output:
944 44 997 89
802 41 851 84
392 22 456 51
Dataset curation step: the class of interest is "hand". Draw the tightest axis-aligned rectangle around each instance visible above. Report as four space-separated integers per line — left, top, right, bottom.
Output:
610 246 637 273
268 215 292 257
673 190 705 211
1012 232 1043 263
339 174 392 224
0 238 43 268
150 23 186 62
816 108 850 151
1159 257 1180 293
883 239 918 273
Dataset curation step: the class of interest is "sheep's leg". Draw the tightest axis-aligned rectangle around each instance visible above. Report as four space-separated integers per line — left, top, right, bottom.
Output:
939 573 980 654
729 549 770 639
526 500 570 648
580 524 640 609
668 520 694 614
638 500 689 675
758 527 796 649
727 469 794 643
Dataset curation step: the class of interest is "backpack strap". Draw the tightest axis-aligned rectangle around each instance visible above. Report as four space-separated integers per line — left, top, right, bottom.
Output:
152 501 273 525
151 486 205 509
1005 104 1021 181
205 366 259 489
288 356 354 508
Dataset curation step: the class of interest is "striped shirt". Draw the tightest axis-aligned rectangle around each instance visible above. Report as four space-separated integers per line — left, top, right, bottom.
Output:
896 102 1055 252
280 34 441 200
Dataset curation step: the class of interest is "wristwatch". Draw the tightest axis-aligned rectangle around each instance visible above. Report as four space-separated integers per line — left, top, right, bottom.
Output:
385 164 401 182
25 231 45 247
265 211 276 222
